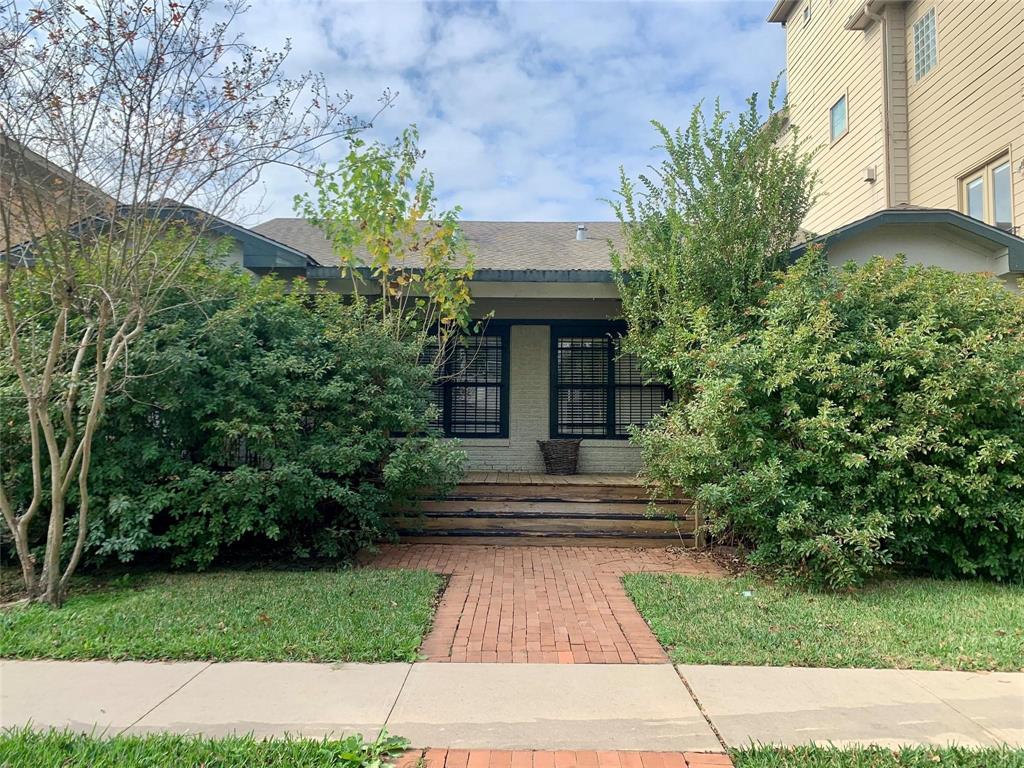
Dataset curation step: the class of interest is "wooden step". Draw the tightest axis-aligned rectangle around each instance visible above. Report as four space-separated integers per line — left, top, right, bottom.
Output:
393 515 692 535
397 532 694 548
449 483 669 502
416 499 691 517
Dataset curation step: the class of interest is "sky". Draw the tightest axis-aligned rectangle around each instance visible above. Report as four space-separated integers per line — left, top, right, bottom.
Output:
237 1 785 224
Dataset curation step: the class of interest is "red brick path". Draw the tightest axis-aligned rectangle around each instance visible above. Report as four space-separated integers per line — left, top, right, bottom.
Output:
366 544 723 664
399 749 734 768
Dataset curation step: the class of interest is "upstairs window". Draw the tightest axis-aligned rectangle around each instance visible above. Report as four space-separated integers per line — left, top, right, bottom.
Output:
423 329 509 438
993 160 1013 231
961 155 1014 232
913 8 937 80
829 95 848 143
551 327 670 440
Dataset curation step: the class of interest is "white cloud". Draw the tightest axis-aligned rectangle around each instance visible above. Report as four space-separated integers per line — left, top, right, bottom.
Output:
233 0 785 221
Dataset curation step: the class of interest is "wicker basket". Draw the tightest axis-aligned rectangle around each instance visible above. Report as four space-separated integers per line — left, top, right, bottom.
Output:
537 439 582 475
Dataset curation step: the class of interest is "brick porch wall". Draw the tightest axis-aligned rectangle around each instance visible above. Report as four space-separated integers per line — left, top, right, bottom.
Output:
457 324 643 474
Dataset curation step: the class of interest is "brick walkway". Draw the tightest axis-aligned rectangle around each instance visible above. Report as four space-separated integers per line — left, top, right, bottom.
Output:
366 545 723 664
401 749 734 768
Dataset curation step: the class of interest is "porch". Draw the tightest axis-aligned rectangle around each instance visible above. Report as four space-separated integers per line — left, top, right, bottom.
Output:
396 471 694 548
432 318 669 475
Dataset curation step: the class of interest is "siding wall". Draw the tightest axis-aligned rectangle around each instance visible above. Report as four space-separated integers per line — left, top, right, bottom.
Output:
885 3 911 206
787 0 889 233
456 323 643 474
904 0 1024 231
824 223 1005 272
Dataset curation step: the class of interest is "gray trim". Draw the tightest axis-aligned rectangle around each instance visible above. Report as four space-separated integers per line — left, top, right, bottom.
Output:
140 203 319 269
474 269 614 283
790 208 1024 272
305 265 616 283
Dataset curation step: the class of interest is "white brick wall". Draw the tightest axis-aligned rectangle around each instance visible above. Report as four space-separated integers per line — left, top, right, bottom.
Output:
458 324 642 474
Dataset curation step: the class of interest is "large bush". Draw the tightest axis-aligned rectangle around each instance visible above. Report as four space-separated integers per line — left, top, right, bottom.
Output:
2 262 464 570
637 255 1024 587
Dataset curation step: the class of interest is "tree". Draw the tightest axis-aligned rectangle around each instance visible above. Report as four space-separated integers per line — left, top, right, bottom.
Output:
0 0 376 605
294 125 477 360
610 81 815 388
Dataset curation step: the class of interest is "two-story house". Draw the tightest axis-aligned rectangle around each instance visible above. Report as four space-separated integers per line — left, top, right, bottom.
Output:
769 0 1024 289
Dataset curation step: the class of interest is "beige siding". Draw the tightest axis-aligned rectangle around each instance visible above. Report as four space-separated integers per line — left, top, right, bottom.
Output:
904 0 1024 231
824 223 1008 273
457 323 642 474
787 0 890 233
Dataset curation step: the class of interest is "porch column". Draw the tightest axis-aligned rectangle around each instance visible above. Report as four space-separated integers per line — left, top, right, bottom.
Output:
505 324 550 472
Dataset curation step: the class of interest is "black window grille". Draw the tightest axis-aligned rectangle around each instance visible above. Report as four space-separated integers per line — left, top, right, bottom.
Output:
424 329 509 438
551 328 669 439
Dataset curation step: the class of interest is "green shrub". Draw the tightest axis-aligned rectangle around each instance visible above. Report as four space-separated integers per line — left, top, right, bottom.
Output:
1 262 464 569
636 255 1024 587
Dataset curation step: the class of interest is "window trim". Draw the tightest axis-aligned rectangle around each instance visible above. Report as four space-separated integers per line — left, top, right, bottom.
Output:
548 321 670 441
829 93 848 145
959 151 1015 232
912 7 938 82
431 326 510 439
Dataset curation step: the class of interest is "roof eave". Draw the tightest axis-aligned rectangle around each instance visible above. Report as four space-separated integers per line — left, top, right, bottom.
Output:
304 266 616 283
789 208 1024 272
844 0 888 31
767 0 799 23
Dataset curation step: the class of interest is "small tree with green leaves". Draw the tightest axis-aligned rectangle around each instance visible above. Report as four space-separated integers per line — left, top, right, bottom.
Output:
295 126 476 355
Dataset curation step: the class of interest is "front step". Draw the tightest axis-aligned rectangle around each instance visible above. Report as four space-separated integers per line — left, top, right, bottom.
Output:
393 475 695 547
397 533 691 548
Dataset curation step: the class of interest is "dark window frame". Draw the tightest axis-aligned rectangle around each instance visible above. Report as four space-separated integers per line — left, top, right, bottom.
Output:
428 326 510 439
549 321 670 440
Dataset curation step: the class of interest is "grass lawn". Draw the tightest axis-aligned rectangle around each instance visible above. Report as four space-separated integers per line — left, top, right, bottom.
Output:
624 573 1024 671
0 727 410 768
0 569 443 663
733 745 1024 767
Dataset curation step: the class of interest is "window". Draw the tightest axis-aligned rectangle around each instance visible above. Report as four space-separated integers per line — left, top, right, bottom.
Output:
965 176 985 220
425 329 509 438
829 95 847 143
993 161 1012 231
551 327 670 439
913 8 937 80
961 154 1014 231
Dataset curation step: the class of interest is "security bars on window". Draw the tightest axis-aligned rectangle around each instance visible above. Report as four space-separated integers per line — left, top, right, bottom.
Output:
552 332 669 439
424 332 508 438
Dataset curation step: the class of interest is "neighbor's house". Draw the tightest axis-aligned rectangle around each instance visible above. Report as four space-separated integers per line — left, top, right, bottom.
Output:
1 136 115 248
768 0 1024 289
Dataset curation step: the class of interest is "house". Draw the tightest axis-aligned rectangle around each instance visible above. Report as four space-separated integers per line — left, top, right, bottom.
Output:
768 0 1024 289
250 218 691 545
1 136 115 250
251 219 657 476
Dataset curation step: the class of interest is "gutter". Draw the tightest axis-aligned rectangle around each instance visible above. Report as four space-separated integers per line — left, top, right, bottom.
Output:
864 3 895 208
305 266 617 283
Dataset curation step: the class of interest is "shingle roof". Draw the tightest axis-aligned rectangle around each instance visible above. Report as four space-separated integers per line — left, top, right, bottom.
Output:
251 219 624 271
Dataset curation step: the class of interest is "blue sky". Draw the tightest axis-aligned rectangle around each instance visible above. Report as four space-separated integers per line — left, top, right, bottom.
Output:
240 1 785 223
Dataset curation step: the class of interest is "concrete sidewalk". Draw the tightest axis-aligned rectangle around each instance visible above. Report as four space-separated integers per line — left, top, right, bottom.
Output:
1 660 1021 750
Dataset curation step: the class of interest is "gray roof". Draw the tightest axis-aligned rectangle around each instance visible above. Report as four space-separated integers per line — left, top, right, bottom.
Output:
251 219 624 272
